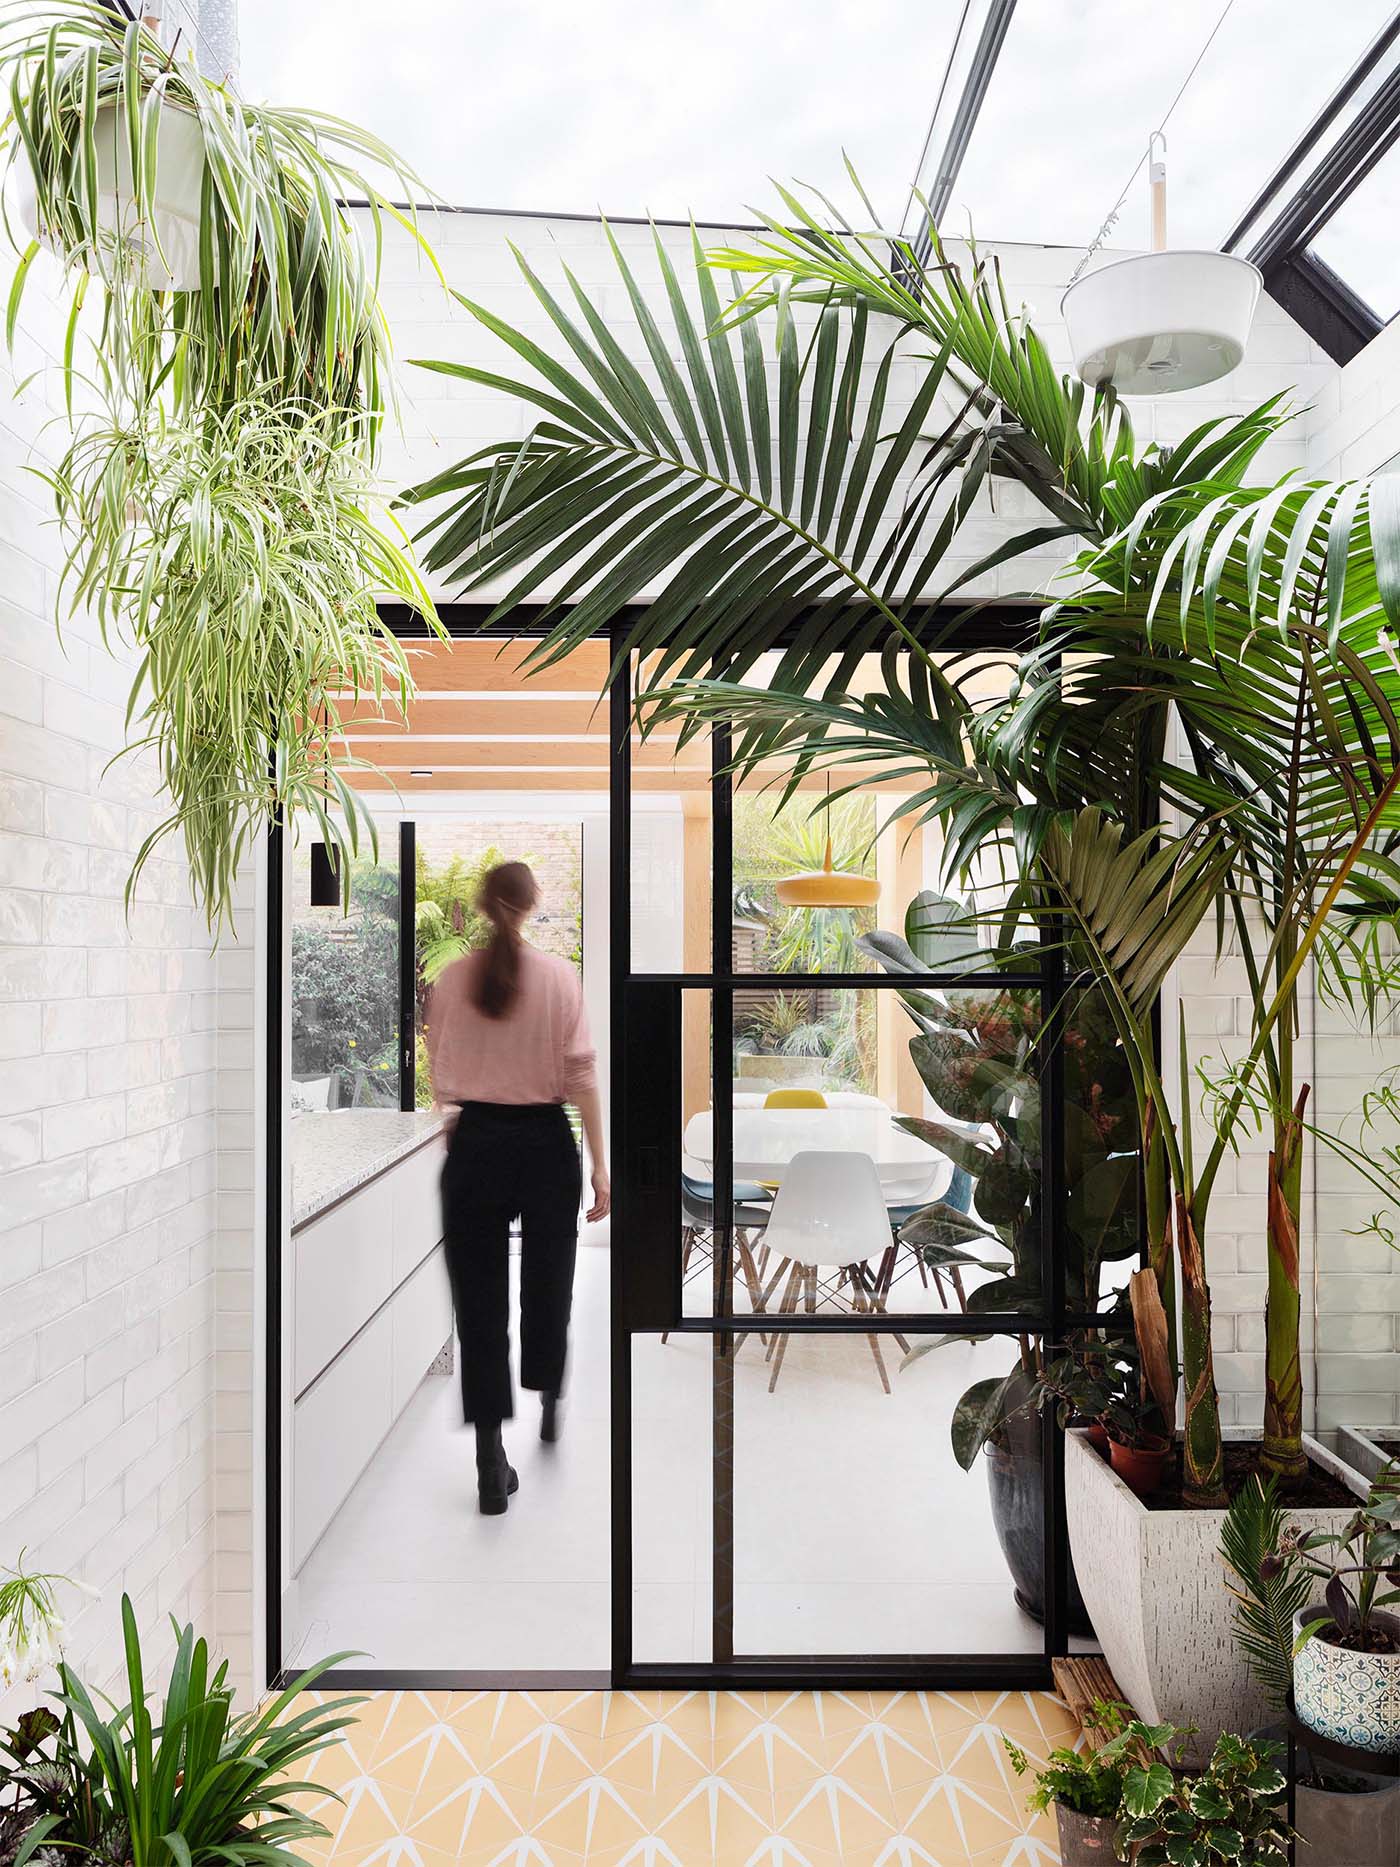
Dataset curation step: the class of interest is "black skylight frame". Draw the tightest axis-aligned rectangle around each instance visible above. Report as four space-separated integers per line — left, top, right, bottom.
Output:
1221 9 1400 361
903 1 1400 365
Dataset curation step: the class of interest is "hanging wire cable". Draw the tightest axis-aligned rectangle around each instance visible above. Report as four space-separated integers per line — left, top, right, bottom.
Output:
1065 0 1238 286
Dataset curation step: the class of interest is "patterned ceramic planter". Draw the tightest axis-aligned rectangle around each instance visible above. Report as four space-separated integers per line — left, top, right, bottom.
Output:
1293 1607 1400 1755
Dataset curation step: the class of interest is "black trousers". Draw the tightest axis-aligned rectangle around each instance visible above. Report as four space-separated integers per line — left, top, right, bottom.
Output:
441 1101 583 1424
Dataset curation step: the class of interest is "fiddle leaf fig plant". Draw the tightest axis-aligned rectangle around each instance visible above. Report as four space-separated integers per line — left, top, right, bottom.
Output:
0 1 444 929
862 894 1139 1471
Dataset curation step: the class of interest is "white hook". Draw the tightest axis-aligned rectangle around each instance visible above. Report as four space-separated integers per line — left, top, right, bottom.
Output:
1149 131 1168 253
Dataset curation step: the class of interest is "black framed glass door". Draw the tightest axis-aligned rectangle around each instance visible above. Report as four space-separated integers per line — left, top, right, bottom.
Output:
609 635 1140 1688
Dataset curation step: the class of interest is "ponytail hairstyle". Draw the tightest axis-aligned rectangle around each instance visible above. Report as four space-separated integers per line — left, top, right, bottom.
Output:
472 860 540 1019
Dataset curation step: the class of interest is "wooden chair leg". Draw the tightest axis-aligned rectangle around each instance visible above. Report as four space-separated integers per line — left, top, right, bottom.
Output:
858 1259 910 1356
663 1224 698 1344
865 1331 892 1394
950 1265 968 1312
736 1232 768 1347
767 1324 793 1392
765 1262 801 1364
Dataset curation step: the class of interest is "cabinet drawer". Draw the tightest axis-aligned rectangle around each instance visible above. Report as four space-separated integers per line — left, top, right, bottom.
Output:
391 1141 444 1286
293 1174 394 1394
292 1303 392 1568
392 1245 452 1416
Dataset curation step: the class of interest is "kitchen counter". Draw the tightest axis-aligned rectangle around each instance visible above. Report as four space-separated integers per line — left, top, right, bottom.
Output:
291 1109 446 1230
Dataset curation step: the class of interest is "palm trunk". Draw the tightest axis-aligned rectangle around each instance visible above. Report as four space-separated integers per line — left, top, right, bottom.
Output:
1144 1096 1177 1386
1261 1083 1309 1484
1176 1193 1227 1506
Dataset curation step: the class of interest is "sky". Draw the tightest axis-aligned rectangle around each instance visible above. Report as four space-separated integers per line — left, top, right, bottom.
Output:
235 0 1397 285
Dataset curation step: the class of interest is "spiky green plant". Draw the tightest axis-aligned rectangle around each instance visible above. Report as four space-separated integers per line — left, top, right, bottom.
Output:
1 1 437 445
38 386 433 927
2 1594 360 1866
1219 1475 1312 1710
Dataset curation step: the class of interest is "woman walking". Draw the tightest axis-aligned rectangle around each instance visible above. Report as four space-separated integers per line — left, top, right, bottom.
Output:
426 860 609 1513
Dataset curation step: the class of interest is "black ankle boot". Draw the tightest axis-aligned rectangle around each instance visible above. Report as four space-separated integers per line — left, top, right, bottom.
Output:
540 1391 561 1444
475 1421 519 1515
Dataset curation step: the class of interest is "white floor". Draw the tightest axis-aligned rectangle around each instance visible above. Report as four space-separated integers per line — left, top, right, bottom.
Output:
287 1227 1044 1672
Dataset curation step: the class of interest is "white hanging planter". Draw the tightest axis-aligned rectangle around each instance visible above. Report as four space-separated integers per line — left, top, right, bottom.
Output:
1062 249 1262 395
15 97 207 291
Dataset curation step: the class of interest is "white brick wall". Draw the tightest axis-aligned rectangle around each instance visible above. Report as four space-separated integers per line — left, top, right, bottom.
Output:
0 243 254 1709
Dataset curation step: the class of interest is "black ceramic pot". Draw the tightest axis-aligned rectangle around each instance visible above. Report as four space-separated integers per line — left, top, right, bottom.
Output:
986 1441 1094 1637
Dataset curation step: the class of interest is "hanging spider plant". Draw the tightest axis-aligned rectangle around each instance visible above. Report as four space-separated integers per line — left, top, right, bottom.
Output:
1 0 438 446
0 1 445 928
40 384 434 926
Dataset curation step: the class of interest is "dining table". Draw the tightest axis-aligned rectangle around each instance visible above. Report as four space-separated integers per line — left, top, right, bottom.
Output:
682 1102 953 1206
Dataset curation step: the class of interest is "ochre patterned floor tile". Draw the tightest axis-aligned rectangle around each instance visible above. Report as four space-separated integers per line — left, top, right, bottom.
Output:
288 1684 1078 1866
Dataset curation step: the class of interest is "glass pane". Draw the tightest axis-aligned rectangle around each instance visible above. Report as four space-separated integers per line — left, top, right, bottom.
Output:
1065 984 1142 1314
631 1329 1048 1661
631 659 711 973
732 784 881 975
948 0 1396 251
1310 135 1400 323
731 1329 1045 1655
677 986 1048 1322
290 839 401 1116
416 817 583 1111
632 1331 715 1664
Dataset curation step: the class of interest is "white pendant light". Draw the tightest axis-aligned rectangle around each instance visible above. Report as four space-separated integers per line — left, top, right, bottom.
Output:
1062 134 1261 396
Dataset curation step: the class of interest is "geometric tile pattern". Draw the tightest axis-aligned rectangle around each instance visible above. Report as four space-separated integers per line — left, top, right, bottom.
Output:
291 1687 1078 1865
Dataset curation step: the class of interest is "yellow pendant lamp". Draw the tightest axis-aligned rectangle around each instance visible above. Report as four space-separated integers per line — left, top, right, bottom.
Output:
774 781 880 908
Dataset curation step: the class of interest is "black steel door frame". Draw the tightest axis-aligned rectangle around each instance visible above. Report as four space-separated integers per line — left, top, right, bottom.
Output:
605 625 1095 1694
266 600 1093 1692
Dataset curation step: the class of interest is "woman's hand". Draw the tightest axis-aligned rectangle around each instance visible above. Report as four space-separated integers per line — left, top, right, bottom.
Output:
587 1165 611 1222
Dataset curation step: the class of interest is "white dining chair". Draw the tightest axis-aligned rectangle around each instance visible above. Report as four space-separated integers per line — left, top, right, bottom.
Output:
758 1150 902 1394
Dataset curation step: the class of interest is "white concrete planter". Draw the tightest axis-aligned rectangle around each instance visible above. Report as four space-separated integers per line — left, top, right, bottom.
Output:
1338 1425 1400 1485
1065 1429 1366 1755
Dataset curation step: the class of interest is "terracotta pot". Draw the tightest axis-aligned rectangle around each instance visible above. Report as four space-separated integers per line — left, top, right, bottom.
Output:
1086 1422 1110 1454
1108 1435 1171 1497
1294 1606 1400 1755
1054 1802 1118 1862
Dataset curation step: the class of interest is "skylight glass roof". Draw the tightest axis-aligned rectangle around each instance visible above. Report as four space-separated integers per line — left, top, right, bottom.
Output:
237 0 962 226
944 0 1397 252
1310 133 1400 322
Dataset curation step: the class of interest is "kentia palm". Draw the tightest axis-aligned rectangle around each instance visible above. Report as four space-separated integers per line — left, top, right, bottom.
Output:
401 187 1400 1505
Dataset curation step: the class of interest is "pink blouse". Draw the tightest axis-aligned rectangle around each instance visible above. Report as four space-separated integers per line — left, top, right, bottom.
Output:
426 945 597 1107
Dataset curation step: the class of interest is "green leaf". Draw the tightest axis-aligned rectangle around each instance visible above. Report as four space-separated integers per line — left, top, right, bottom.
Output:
1122 1762 1176 1818
949 1370 1020 1470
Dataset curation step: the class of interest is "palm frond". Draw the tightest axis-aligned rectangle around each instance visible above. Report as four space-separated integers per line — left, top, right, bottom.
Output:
1039 810 1232 1021
400 222 1090 692
1219 1476 1311 1712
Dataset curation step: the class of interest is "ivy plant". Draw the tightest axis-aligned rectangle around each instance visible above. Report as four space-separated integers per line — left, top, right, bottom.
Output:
1097 1723 1290 1867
